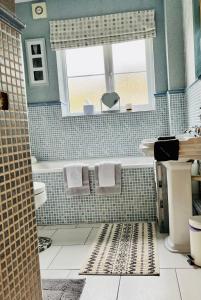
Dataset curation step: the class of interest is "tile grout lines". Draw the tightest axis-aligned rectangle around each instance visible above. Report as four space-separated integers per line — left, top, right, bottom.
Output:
41 226 94 270
84 227 94 245
116 276 122 300
175 269 183 300
46 246 63 270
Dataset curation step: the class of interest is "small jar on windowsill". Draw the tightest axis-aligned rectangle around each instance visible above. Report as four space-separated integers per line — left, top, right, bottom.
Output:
125 103 133 112
83 102 94 115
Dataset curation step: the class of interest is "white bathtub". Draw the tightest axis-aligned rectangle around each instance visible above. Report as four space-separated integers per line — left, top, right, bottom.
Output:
32 156 154 174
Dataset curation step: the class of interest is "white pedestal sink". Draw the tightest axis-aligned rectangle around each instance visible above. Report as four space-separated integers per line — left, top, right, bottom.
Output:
140 136 201 253
163 161 192 252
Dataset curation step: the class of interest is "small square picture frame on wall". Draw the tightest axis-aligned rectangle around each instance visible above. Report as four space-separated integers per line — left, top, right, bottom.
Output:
32 2 47 19
25 38 49 86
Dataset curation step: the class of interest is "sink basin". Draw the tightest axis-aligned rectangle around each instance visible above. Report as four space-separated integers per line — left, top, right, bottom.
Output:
139 136 201 160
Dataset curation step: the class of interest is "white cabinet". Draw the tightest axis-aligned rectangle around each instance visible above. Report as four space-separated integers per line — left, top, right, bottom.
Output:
26 38 48 86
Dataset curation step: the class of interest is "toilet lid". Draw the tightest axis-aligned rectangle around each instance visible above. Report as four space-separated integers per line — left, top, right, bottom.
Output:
33 182 46 195
189 216 201 230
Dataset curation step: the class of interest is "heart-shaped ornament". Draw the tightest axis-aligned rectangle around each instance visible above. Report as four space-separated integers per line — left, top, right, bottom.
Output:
101 92 120 108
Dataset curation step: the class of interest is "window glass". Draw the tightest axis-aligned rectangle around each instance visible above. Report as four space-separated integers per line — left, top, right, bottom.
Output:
64 39 152 113
68 75 106 113
66 46 106 112
66 46 105 77
112 40 146 73
113 40 148 105
114 73 148 105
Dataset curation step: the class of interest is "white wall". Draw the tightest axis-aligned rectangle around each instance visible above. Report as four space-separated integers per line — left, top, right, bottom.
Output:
182 0 196 86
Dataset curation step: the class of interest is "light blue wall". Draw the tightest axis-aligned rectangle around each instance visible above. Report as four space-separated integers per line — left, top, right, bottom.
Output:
16 0 168 103
182 0 201 128
164 0 185 90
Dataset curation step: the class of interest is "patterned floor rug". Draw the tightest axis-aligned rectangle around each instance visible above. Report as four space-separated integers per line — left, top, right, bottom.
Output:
38 236 52 253
42 279 85 300
80 222 159 276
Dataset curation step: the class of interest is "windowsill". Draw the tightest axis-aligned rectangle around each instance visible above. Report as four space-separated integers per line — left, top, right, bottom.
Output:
61 104 156 117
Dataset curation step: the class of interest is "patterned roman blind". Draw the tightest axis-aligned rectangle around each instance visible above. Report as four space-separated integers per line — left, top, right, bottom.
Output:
49 10 156 50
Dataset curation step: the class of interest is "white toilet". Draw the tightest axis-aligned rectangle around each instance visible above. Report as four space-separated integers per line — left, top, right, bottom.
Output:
33 182 47 209
33 181 52 252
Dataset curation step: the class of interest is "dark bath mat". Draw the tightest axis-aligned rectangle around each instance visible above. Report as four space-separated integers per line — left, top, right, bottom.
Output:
42 279 86 300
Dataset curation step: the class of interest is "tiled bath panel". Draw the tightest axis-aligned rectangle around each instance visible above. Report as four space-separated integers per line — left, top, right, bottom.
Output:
28 95 170 161
33 168 156 225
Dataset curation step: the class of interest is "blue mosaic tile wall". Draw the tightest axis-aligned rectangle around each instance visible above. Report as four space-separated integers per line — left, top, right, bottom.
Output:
167 92 187 135
28 95 170 161
29 92 188 224
186 80 201 127
33 167 156 224
185 81 201 195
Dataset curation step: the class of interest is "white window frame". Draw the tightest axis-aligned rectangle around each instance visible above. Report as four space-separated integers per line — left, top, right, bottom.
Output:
56 39 155 117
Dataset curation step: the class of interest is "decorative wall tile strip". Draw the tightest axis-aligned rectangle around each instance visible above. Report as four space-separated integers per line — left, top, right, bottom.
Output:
33 168 157 224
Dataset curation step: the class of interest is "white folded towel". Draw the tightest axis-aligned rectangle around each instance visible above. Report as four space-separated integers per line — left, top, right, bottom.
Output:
98 163 115 187
64 165 83 188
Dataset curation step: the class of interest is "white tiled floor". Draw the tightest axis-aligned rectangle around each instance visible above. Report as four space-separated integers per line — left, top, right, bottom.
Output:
85 228 100 245
39 246 61 269
118 269 181 300
176 269 201 300
51 228 92 245
48 245 91 269
39 224 201 300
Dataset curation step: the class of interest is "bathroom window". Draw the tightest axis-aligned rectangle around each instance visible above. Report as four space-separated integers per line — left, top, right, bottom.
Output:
56 39 155 115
